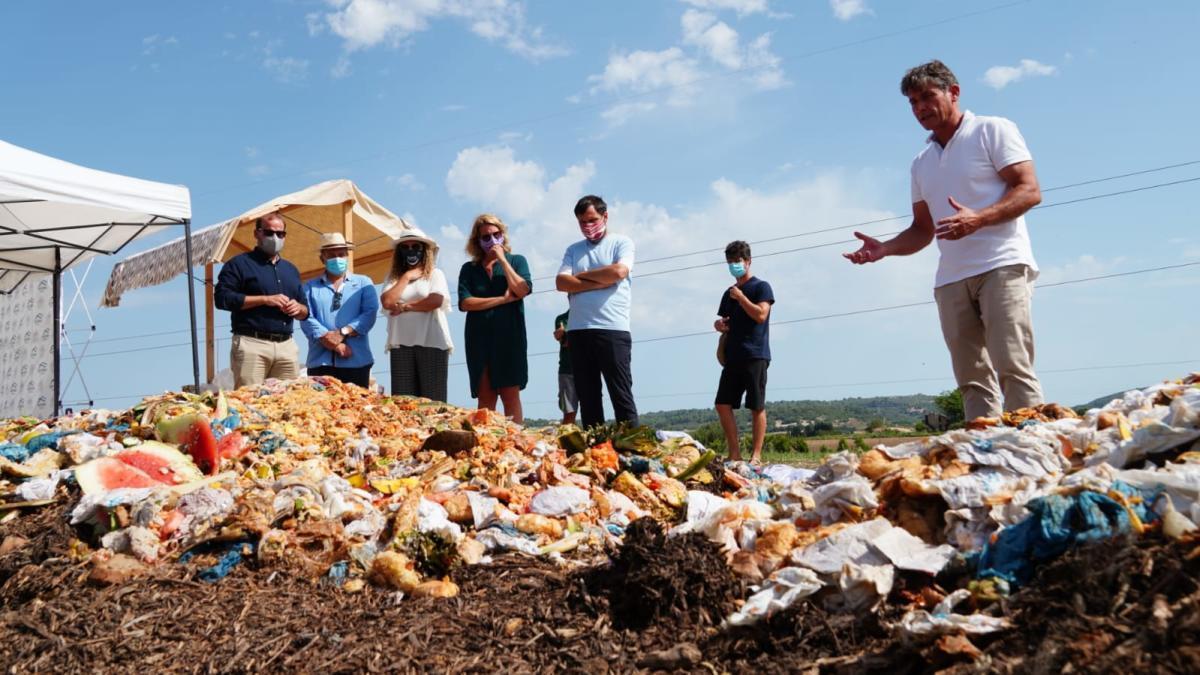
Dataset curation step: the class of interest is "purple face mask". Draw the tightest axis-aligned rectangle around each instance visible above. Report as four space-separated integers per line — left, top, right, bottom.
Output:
479 232 504 251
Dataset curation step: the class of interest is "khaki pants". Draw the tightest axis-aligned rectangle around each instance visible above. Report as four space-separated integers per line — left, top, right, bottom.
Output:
934 264 1043 420
230 335 299 388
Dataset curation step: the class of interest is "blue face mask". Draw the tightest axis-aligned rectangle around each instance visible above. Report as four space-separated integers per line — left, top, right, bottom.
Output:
728 262 746 278
325 257 348 275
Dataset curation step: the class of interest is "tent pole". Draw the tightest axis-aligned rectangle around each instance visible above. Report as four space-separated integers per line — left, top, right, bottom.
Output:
183 218 200 392
342 201 354 273
205 262 215 383
52 246 61 417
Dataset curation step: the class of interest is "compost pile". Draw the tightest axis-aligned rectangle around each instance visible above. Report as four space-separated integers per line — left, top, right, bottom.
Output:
2 373 1200 672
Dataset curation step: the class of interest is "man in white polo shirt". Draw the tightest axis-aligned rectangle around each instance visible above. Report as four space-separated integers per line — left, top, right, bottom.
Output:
555 195 639 429
844 60 1044 420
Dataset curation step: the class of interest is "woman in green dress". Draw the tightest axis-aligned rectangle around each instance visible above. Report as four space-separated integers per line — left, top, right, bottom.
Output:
457 213 532 423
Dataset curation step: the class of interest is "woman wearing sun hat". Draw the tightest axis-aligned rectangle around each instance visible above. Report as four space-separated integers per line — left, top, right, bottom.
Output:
380 228 454 401
457 213 531 423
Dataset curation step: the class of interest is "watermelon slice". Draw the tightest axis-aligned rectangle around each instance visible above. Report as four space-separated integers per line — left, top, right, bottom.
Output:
216 431 248 460
156 412 204 444
76 457 167 495
74 443 205 495
182 421 219 475
114 442 204 484
156 413 219 476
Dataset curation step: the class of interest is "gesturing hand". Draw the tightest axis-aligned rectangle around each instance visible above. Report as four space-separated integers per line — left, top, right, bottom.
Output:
843 232 885 264
714 318 729 333
935 196 983 240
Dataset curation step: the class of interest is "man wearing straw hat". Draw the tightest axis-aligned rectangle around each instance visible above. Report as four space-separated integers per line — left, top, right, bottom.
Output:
215 212 308 388
300 232 380 388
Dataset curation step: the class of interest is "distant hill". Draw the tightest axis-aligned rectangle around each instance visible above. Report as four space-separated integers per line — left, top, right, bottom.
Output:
527 393 938 432
526 383 1154 431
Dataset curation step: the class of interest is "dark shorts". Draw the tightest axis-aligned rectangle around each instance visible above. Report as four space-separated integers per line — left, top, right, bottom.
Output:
715 359 769 410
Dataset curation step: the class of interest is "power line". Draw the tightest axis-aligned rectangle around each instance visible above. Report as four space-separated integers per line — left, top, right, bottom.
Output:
520 358 1200 406
67 241 1200 365
64 173 1200 361
401 259 1200 373
70 161 1200 346
192 0 1029 199
524 160 1200 282
521 175 1200 295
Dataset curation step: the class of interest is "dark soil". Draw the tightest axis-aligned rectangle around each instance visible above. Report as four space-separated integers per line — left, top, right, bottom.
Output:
2 498 1198 673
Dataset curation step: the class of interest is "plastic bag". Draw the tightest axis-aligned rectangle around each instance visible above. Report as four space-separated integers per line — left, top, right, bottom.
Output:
529 485 592 517
898 589 1012 639
725 567 823 626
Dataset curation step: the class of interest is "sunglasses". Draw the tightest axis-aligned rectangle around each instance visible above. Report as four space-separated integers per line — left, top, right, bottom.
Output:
258 229 287 239
479 232 504 243
332 290 342 310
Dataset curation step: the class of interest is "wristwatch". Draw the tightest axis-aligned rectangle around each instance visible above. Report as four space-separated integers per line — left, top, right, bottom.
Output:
339 325 352 337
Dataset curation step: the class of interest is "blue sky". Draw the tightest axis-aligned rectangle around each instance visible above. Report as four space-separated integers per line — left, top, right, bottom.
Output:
3 0 1199 419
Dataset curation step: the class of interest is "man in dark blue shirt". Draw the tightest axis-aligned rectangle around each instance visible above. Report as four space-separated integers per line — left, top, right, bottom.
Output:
714 240 774 463
214 212 308 388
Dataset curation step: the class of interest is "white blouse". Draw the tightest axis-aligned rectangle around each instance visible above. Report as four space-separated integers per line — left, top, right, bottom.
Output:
382 268 454 352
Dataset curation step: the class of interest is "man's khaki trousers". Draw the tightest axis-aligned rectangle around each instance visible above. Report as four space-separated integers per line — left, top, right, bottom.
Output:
230 335 299 388
934 264 1043 421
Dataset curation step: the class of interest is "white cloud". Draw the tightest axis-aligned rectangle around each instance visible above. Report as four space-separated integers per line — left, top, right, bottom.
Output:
680 0 770 16
263 55 310 83
441 145 922 340
589 47 702 103
141 34 178 56
306 12 326 36
441 103 467 112
743 33 785 90
247 164 270 177
257 37 309 83
1036 254 1125 286
681 10 742 69
331 55 353 78
321 0 565 60
829 0 871 21
387 173 426 191
244 146 260 159
601 102 658 126
982 58 1057 90
446 145 594 224
498 130 533 143
586 8 784 125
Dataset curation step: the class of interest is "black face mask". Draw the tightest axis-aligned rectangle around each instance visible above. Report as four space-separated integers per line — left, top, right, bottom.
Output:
403 249 424 267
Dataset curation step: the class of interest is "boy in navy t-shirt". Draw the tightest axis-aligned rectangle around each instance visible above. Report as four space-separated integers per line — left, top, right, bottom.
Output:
714 240 774 463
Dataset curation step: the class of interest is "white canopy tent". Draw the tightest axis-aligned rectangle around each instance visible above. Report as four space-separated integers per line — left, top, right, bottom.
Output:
0 139 196 415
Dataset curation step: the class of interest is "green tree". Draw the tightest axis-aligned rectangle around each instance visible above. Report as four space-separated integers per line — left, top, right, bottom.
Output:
866 418 886 433
836 437 851 453
794 438 809 453
854 436 871 452
692 422 727 452
934 388 965 424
